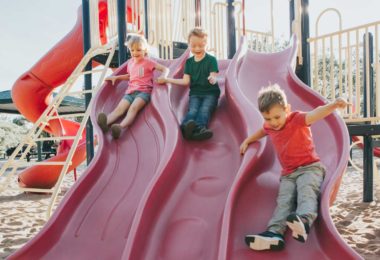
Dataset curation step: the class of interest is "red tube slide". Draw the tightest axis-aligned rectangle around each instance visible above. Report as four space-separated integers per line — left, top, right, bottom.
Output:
12 1 124 188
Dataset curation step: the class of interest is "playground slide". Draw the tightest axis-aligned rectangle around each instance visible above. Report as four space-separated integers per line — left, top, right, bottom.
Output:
11 6 86 188
118 38 360 259
215 37 361 259
8 51 190 259
10 25 360 259
12 1 123 188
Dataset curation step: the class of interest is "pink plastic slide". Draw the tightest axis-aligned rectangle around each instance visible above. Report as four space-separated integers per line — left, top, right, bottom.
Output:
9 37 361 259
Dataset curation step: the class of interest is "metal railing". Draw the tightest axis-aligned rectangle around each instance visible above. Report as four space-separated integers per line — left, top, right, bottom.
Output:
309 14 380 123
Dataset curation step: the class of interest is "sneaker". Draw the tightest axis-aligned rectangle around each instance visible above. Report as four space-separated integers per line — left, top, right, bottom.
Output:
97 113 109 133
111 124 122 139
191 127 213 141
245 231 285 251
286 214 310 243
182 120 197 140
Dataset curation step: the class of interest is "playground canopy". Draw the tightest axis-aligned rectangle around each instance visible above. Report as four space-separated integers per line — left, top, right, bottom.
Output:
0 90 85 115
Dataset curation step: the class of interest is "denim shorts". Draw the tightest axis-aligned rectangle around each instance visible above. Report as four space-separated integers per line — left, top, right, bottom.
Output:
123 91 151 104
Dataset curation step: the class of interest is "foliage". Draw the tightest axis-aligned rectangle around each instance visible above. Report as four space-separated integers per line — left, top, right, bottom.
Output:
0 121 29 152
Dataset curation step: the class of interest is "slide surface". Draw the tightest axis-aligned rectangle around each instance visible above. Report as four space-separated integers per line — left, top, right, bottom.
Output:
10 38 360 259
217 37 361 259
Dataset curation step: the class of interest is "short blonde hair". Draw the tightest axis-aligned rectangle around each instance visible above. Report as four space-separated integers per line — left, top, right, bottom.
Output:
187 27 208 42
258 84 288 112
126 34 148 51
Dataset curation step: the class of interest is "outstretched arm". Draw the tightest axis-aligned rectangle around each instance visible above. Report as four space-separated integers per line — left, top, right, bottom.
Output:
155 63 170 84
162 74 190 86
305 97 349 125
105 74 130 85
240 128 266 155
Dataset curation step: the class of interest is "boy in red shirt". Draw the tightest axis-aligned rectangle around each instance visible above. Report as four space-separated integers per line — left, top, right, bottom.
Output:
240 84 348 251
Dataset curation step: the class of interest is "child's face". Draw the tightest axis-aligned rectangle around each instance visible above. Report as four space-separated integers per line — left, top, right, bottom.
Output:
261 104 289 130
189 35 207 58
130 43 146 61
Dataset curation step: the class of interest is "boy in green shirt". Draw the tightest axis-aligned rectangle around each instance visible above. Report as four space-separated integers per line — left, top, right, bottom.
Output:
162 28 220 140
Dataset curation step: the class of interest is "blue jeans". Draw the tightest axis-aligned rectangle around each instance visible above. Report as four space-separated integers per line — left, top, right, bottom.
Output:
181 95 218 129
124 91 151 104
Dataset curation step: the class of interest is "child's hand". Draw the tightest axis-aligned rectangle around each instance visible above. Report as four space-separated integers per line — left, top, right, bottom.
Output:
156 77 167 84
208 75 217 85
105 76 117 85
240 140 249 155
333 97 349 109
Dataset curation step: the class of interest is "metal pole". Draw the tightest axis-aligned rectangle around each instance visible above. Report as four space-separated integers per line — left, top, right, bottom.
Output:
289 0 295 36
226 0 236 59
195 0 201 27
37 141 42 162
82 0 94 164
117 0 127 65
296 0 311 86
144 0 149 38
363 135 373 202
363 33 374 117
242 0 245 35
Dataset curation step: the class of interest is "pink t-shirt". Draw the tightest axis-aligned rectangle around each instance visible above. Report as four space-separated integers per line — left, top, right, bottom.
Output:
263 111 320 175
126 57 157 94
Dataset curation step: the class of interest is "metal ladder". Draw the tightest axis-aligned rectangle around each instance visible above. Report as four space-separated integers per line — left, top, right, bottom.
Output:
0 40 117 218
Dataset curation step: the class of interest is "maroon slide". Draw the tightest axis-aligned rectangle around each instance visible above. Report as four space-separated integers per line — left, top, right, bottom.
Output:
216 37 361 259
9 37 360 259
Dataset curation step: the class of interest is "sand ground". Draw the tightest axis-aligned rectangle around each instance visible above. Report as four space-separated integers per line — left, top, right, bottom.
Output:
0 147 379 259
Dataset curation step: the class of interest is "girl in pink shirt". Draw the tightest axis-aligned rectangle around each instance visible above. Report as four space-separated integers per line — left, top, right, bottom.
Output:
97 35 168 139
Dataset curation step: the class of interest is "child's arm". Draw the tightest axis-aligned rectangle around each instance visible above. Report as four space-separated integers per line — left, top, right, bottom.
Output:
155 63 170 84
305 97 348 125
240 128 266 155
162 74 190 86
105 74 130 85
208 72 218 85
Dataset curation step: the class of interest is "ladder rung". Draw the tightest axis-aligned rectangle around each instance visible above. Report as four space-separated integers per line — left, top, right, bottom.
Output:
80 69 104 75
67 89 94 95
35 136 77 142
18 187 54 193
10 161 72 167
48 113 86 120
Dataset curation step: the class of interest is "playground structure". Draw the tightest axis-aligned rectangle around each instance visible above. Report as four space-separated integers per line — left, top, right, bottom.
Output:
1 0 378 259
307 7 380 202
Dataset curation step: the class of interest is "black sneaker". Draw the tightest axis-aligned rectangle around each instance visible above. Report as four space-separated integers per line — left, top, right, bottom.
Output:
191 127 213 141
182 120 197 140
286 214 310 243
97 112 109 133
111 124 122 139
245 231 285 251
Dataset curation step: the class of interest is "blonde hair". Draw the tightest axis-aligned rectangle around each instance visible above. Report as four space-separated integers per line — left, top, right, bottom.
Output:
126 34 148 53
187 27 208 42
258 84 288 112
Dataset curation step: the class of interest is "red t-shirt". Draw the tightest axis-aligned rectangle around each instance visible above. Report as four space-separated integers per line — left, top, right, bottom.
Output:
263 111 320 175
126 57 157 94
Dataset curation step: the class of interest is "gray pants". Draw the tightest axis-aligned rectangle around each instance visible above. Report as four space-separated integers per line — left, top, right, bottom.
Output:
267 162 325 235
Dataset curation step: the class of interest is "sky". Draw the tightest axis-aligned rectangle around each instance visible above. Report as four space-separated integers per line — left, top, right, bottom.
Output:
0 0 380 92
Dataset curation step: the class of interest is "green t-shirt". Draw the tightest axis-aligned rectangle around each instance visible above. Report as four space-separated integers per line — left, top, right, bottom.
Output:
184 53 220 97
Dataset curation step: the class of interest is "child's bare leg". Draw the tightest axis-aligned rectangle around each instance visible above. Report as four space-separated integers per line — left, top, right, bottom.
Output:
107 99 131 125
119 97 147 128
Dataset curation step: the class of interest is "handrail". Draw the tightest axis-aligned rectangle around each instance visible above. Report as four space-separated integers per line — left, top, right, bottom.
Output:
0 41 117 221
46 41 117 218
